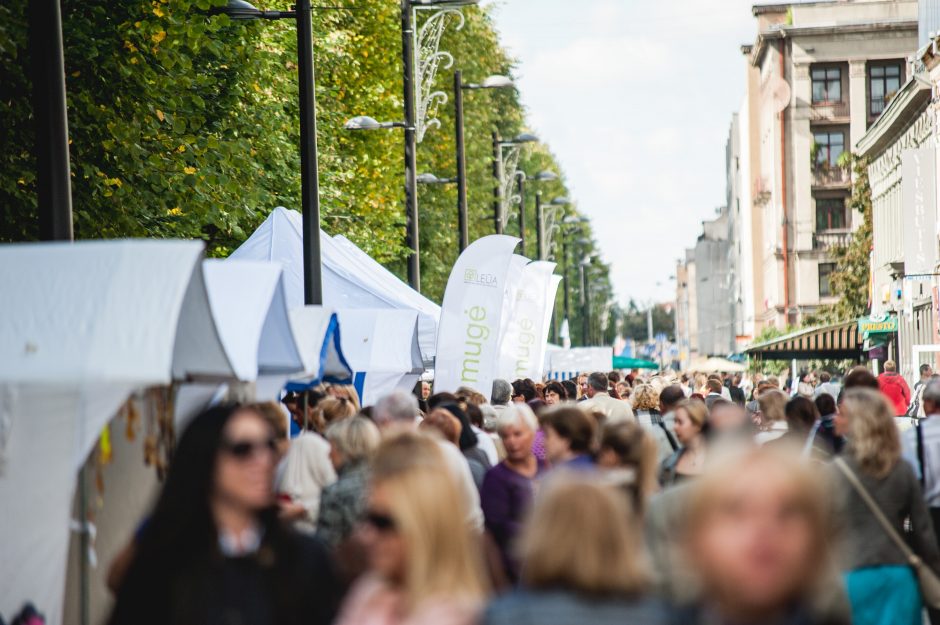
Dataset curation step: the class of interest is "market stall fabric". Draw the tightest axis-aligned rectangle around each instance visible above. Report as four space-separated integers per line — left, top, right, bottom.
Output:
231 207 441 363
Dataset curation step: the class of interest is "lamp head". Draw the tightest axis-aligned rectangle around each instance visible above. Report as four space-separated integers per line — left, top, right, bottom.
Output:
344 116 382 130
531 170 558 182
481 74 514 88
417 173 442 184
512 132 539 144
213 0 262 18
552 197 572 206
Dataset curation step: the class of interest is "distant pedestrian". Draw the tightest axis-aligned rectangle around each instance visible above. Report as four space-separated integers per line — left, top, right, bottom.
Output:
907 363 934 419
877 360 911 417
540 405 596 469
480 404 544 583
659 400 707 487
832 388 940 625
755 389 788 445
581 372 633 422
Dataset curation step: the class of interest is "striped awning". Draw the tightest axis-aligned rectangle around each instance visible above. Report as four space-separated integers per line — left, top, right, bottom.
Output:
745 321 863 360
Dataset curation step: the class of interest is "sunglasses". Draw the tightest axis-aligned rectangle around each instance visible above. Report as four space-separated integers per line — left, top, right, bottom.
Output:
221 437 277 460
364 511 397 533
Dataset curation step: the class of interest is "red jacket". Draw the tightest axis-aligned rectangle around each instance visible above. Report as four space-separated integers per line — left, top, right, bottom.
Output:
878 372 911 416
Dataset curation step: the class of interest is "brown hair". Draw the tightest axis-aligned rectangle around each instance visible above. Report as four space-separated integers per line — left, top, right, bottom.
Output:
599 420 658 511
757 389 788 425
540 405 596 453
521 473 649 596
841 388 901 478
249 401 288 439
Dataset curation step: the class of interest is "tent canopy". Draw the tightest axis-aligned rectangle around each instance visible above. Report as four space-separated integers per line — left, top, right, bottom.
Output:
689 356 747 373
231 207 440 363
745 322 862 361
0 239 217 625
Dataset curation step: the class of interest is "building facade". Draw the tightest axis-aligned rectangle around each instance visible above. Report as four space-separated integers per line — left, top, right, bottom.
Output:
744 0 918 329
858 39 940 380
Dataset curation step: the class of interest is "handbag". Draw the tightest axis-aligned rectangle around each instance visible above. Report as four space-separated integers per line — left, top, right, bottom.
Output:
834 457 940 608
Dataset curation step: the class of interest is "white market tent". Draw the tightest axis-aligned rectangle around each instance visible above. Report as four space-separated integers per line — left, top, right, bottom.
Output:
0 240 354 625
0 240 211 624
336 309 423 406
230 207 441 363
543 347 614 381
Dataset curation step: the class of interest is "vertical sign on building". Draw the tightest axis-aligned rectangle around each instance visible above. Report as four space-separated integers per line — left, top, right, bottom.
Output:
901 148 938 276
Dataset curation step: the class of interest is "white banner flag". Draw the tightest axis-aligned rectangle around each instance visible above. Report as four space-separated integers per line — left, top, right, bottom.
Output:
434 235 521 393
498 255 530 347
497 261 559 381
536 275 563 378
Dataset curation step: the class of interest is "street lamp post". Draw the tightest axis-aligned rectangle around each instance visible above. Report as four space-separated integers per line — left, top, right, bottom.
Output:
400 0 420 291
347 0 477 291
514 171 525 254
454 71 513 250
212 0 323 305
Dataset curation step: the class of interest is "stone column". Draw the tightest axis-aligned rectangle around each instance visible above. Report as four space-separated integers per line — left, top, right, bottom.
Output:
849 60 868 148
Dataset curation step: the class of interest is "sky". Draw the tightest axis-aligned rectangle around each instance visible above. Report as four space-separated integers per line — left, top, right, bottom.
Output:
486 0 759 306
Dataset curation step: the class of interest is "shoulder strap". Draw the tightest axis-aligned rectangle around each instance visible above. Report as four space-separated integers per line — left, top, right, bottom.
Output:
657 420 679 451
834 457 918 563
917 421 927 489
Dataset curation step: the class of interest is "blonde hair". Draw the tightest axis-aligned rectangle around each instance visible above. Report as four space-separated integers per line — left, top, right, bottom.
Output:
684 444 832 594
317 396 358 426
841 388 901 478
631 384 660 412
520 472 649 596
675 399 707 429
326 384 361 411
325 416 380 464
757 389 788 424
370 432 488 609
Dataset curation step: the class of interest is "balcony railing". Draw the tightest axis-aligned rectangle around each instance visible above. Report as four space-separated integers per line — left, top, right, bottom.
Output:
813 229 852 251
813 164 850 188
810 101 849 121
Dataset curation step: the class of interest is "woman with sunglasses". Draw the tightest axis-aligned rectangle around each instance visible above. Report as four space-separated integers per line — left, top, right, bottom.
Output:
336 431 489 625
108 404 340 625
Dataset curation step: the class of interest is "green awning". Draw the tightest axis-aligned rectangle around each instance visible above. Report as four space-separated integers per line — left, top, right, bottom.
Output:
612 356 659 370
746 321 862 361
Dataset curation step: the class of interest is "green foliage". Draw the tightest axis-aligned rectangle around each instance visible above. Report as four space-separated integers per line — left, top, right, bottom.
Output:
1 0 610 331
811 155 872 324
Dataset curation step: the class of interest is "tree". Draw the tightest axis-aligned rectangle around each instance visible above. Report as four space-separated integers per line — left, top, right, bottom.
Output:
1 0 611 308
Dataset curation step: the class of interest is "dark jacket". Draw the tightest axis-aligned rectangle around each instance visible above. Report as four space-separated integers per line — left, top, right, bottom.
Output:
829 455 940 573
878 372 911 416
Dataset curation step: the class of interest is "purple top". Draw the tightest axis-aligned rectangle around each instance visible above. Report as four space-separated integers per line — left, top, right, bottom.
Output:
532 429 546 461
480 460 545 581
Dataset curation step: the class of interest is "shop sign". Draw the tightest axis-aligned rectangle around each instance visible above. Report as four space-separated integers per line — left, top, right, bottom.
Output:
858 313 898 336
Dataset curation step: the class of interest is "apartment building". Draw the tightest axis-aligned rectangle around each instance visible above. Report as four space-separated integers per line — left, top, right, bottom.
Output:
742 0 918 330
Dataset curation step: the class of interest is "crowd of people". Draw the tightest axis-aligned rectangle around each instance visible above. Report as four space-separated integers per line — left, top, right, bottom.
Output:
104 362 940 625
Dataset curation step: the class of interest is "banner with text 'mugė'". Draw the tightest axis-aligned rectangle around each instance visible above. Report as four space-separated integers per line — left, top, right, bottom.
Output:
497 260 559 382
433 235 521 394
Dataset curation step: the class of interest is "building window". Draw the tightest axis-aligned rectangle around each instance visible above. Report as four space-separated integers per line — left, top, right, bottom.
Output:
870 63 902 116
812 67 842 104
816 197 848 231
819 262 836 297
813 131 845 167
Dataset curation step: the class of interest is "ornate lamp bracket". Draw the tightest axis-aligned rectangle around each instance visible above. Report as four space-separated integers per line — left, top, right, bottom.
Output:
413 6 466 143
498 144 522 230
